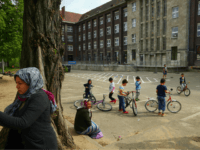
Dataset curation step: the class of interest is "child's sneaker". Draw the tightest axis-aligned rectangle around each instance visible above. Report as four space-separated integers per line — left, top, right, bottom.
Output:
114 99 117 104
110 100 114 103
161 113 165 117
123 111 129 114
158 112 161 115
118 109 123 111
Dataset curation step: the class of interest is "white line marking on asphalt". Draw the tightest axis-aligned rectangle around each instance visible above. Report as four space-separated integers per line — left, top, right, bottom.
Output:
153 78 158 82
181 112 200 121
146 77 152 83
103 74 114 82
133 76 136 83
127 76 129 81
140 77 145 83
97 73 110 81
117 75 123 84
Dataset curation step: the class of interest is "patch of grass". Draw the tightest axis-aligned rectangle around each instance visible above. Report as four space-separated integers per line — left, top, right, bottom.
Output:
0 67 19 74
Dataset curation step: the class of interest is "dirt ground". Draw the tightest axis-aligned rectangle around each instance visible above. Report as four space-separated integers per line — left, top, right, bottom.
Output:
0 73 98 150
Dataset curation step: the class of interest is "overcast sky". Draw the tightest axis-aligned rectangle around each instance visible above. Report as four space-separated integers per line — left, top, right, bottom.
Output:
60 0 111 14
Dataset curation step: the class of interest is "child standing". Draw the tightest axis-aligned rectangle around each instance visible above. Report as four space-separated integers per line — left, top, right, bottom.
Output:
135 76 141 101
163 64 168 79
118 79 128 114
83 79 93 98
109 77 117 103
156 78 169 117
180 73 186 91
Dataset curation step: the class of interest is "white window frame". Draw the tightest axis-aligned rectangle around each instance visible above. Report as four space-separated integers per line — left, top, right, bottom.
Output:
124 22 127 31
88 32 91 39
68 45 73 51
123 8 127 17
94 30 97 38
172 7 179 18
62 35 64 41
114 11 119 20
67 35 73 42
132 34 136 43
124 36 127 45
67 26 73 32
107 39 111 47
171 27 178 38
100 17 103 25
198 2 200 15
132 18 136 28
83 34 85 41
94 41 97 49
132 2 136 12
115 37 119 46
79 26 81 32
88 22 91 29
79 35 81 41
79 45 81 51
100 40 104 48
88 42 91 49
197 23 200 37
100 28 103 37
114 24 119 33
107 14 111 22
107 26 111 35
83 24 85 30
94 20 97 27
83 43 85 50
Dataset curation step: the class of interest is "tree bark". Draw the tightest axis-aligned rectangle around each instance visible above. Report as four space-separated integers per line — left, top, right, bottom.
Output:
0 0 76 149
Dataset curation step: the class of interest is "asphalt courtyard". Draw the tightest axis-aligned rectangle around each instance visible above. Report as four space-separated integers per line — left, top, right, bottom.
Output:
61 70 200 149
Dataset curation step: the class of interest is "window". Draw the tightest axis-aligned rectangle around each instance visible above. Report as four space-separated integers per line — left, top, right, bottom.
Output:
100 17 103 25
163 0 167 17
107 26 111 35
62 26 64 33
94 30 97 38
140 40 143 51
146 23 148 37
141 8 143 22
141 24 143 38
88 42 91 49
94 20 97 27
68 45 73 51
100 28 103 37
151 0 154 2
79 35 81 41
62 35 64 41
198 1 200 15
132 50 136 60
67 26 73 32
107 14 111 22
123 8 127 17
83 24 85 30
88 22 91 29
79 26 81 32
114 24 119 33
146 0 149 5
132 2 136 12
100 40 104 48
157 20 160 36
197 23 200 37
146 40 148 51
124 22 127 31
124 36 127 45
171 47 177 60
151 21 154 36
79 45 81 51
163 19 166 35
151 39 154 51
114 11 119 20
172 7 179 18
83 34 85 41
83 43 85 50
172 27 178 38
88 32 91 39
132 19 136 28
157 38 160 50
151 4 154 18
115 37 119 46
94 41 97 49
107 39 111 47
132 34 136 43
68 36 73 42
157 1 160 18
146 6 149 20
163 37 166 50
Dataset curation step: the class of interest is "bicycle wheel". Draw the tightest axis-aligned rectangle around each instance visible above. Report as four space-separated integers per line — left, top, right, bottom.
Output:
97 102 112 111
74 100 84 108
132 100 137 116
145 100 158 112
184 88 190 96
125 98 131 108
90 96 96 105
167 100 181 113
176 86 182 94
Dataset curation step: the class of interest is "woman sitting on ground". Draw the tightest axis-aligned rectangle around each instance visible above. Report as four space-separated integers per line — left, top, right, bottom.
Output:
74 100 103 139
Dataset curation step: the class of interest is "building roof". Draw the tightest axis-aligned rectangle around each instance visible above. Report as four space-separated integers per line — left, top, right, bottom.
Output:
60 11 82 23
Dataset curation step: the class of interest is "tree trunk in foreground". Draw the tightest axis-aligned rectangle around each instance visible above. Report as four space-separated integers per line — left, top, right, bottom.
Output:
0 0 76 149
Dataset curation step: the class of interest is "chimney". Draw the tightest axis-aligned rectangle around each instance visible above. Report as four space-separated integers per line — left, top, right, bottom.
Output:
62 6 65 18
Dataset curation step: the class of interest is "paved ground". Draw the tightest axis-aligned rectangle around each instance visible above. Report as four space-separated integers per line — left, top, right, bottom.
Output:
61 70 200 149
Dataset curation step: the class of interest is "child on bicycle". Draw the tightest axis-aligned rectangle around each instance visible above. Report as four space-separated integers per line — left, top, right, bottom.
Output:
118 79 128 114
163 64 168 79
180 73 186 91
109 77 117 104
156 78 170 117
135 76 141 101
83 79 93 98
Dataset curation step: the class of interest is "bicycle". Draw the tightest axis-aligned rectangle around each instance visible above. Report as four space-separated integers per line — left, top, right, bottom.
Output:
83 86 96 104
176 82 190 96
74 94 112 111
145 88 181 113
124 91 137 116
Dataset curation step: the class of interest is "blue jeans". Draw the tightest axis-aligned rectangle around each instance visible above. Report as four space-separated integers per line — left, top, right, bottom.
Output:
118 95 125 112
157 96 166 113
86 92 91 98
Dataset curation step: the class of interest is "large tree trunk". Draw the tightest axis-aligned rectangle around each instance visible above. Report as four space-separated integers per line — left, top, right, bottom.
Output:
0 0 76 149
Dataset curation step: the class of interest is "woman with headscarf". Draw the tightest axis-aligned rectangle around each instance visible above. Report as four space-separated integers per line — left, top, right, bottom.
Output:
74 100 103 139
0 67 58 149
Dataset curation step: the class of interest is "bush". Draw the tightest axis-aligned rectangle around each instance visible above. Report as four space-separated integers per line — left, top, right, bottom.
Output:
65 66 68 72
9 58 20 68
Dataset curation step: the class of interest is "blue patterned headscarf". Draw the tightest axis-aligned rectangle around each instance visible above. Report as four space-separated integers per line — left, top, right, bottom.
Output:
4 67 44 116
